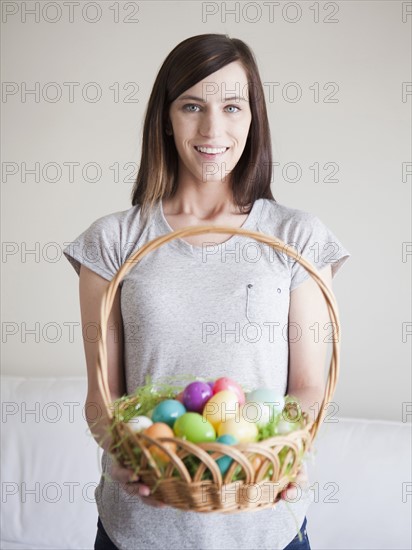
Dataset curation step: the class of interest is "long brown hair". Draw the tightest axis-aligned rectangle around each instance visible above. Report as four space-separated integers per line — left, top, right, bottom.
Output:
131 33 275 222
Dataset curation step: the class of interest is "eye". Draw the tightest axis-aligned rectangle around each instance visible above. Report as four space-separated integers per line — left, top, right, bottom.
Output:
226 105 241 113
183 103 201 112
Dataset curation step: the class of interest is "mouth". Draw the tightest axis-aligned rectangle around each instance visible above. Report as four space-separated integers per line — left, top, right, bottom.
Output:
194 146 229 158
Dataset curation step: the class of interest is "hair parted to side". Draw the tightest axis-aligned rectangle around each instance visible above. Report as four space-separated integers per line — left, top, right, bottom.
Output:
131 33 275 222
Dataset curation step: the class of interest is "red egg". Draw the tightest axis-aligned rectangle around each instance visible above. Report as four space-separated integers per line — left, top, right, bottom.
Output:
213 377 245 405
175 391 185 404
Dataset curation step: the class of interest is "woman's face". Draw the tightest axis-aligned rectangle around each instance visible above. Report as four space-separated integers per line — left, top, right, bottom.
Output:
168 61 252 186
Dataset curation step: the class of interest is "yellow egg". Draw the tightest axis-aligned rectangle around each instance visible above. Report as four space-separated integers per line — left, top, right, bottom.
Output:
202 390 240 430
217 415 259 443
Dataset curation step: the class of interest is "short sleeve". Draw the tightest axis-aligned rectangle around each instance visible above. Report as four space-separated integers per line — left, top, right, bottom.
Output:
290 215 351 291
63 216 122 281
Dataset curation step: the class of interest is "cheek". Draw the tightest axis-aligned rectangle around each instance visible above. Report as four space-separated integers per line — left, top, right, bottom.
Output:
242 116 252 136
171 128 187 149
232 117 252 142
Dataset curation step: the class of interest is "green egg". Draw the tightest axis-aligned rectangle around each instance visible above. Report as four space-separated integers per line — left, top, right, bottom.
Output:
173 412 216 443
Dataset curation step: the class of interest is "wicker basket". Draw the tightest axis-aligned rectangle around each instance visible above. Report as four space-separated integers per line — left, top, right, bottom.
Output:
95 225 340 513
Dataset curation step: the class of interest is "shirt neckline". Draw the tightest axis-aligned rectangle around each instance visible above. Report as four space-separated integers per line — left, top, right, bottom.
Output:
155 197 265 257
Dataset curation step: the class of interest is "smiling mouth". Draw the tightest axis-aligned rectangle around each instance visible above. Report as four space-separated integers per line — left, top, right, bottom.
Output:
194 146 229 157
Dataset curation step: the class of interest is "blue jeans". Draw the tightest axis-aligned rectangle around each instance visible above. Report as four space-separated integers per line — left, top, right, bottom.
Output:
94 517 118 550
283 517 311 550
94 515 311 550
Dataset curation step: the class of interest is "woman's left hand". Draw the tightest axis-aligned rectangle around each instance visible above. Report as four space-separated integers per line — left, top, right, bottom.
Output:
280 462 309 501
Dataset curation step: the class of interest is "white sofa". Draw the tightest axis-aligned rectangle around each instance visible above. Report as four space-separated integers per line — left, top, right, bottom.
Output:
1 376 411 550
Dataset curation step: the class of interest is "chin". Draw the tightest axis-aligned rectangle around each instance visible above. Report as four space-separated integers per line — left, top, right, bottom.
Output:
200 174 230 184
198 166 235 184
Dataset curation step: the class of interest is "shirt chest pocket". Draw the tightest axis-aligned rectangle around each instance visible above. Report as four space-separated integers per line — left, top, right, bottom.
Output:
230 278 287 327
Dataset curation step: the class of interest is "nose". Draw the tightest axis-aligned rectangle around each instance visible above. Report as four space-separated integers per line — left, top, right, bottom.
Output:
198 107 223 138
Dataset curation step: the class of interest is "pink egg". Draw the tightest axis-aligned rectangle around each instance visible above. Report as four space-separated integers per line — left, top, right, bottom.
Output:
213 377 245 405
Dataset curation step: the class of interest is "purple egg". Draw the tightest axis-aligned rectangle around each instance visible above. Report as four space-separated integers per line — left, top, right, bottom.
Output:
183 381 213 414
207 380 215 390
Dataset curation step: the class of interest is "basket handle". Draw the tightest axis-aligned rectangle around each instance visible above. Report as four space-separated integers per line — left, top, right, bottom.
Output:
96 225 341 444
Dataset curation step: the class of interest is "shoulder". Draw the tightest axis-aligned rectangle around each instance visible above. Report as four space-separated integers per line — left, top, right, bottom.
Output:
258 198 351 285
84 204 158 249
88 204 143 234
63 204 150 279
260 198 316 221
258 198 319 239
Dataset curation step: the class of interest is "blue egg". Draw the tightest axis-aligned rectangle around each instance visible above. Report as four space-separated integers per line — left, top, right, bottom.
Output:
215 434 238 476
217 434 238 445
246 388 284 415
151 399 186 428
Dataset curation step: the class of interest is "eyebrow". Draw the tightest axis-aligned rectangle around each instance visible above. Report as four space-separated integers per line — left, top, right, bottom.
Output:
177 94 248 103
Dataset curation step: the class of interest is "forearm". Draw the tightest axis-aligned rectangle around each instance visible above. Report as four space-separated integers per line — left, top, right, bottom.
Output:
85 392 119 453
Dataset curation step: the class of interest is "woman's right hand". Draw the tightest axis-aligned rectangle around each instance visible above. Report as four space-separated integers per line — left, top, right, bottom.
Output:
109 461 167 508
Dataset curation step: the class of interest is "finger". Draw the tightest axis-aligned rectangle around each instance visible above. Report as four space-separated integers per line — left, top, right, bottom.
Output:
121 483 143 499
111 463 140 483
294 472 308 484
119 480 166 507
140 495 167 508
281 486 297 501
281 476 308 500
294 471 309 489
116 469 137 483
138 484 151 497
122 481 151 498
124 483 165 507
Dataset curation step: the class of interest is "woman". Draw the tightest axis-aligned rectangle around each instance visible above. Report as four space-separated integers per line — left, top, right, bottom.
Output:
64 34 350 550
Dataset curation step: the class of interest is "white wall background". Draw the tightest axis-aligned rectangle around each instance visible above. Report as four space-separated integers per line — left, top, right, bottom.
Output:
2 1 411 423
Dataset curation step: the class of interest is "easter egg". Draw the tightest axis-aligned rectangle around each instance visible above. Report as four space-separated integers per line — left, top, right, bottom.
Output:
175 391 185 404
183 381 213 414
173 412 216 443
126 415 153 433
213 377 245 405
246 388 285 420
217 415 259 443
217 434 238 444
203 390 240 430
207 380 215 391
151 399 186 428
251 454 263 472
143 422 176 464
215 434 238 476
276 418 300 435
240 402 273 427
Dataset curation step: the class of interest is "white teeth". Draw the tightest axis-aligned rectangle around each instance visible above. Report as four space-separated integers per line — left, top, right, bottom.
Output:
195 146 227 154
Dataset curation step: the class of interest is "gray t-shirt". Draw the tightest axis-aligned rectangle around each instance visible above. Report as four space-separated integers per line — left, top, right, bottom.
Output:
63 197 350 550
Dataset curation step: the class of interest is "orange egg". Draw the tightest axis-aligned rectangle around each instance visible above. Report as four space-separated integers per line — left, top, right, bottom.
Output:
251 454 263 471
142 422 176 464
